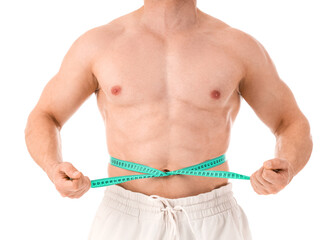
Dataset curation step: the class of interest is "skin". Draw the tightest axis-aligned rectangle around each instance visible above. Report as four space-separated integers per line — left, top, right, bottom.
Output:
25 0 312 199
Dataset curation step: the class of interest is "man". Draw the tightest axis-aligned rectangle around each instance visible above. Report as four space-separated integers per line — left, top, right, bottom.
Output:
25 0 312 239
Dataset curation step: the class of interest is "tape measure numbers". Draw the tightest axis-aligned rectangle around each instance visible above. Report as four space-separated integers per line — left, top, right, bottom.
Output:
91 154 250 188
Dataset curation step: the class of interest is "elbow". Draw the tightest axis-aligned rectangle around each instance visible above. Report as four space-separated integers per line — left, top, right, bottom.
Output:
297 116 313 161
24 112 35 142
24 110 62 141
305 117 313 154
274 114 312 140
299 115 312 144
273 114 313 163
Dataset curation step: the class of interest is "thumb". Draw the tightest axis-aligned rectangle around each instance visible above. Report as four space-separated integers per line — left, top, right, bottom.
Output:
62 162 81 179
263 158 288 170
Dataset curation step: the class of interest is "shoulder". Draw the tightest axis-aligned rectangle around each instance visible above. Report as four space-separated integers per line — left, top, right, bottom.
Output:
201 17 276 90
225 27 271 66
63 18 127 71
212 26 275 82
74 19 126 50
199 12 267 58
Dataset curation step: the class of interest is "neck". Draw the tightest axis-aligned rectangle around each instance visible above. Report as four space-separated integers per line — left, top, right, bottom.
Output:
139 0 199 34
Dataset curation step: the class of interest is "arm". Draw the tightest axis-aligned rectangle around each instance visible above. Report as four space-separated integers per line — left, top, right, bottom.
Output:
238 32 313 194
25 28 99 198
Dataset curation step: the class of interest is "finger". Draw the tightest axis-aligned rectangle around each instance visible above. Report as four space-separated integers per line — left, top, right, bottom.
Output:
75 175 90 192
264 159 289 171
64 172 86 190
84 176 91 189
250 173 269 195
79 178 91 196
262 168 280 184
254 176 269 195
250 176 265 195
255 168 273 187
67 186 87 198
67 177 91 198
61 162 81 179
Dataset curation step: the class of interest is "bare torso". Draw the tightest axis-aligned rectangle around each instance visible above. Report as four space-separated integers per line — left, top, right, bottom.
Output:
93 8 244 198
25 2 310 201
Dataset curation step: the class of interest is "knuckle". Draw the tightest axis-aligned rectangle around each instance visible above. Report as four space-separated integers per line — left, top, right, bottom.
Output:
61 162 73 171
63 161 72 166
86 180 91 188
84 182 90 190
264 190 270 195
271 188 279 194
59 162 68 169
273 158 280 164
72 193 82 199
250 175 255 182
85 176 91 183
60 192 67 197
250 178 256 186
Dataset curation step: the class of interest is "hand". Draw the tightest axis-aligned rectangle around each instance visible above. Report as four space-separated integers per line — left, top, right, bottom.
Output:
50 162 91 199
250 158 294 195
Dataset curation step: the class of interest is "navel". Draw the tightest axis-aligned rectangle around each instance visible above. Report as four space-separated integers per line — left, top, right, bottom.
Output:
210 90 221 99
111 85 122 95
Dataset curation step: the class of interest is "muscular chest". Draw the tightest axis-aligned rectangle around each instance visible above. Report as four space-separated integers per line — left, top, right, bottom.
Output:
93 31 244 110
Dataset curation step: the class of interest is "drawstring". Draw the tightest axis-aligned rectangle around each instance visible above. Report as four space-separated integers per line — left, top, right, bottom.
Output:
150 195 197 240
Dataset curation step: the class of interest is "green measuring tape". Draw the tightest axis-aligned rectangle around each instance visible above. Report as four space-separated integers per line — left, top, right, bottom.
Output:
91 154 250 188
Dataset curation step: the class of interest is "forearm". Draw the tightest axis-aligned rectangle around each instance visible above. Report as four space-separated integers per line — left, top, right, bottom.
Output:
274 116 313 177
25 110 63 182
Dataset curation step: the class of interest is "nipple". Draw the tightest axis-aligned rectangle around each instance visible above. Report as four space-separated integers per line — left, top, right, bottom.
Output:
210 90 221 99
111 85 122 95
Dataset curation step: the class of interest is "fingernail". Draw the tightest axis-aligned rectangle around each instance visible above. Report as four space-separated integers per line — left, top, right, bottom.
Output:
73 171 80 177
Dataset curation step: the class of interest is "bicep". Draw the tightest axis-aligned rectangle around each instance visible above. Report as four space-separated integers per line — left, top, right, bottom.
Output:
239 34 303 134
34 30 99 127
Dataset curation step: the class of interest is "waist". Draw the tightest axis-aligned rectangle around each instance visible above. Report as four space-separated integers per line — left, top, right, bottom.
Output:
107 160 230 198
91 154 250 198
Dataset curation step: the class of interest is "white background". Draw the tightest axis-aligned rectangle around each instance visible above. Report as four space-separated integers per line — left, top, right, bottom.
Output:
0 0 328 239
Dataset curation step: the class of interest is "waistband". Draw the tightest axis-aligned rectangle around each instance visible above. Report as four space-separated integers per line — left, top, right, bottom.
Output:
101 182 237 221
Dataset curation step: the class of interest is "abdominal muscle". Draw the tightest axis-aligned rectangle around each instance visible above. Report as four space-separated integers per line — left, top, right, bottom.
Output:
100 94 236 199
106 154 230 199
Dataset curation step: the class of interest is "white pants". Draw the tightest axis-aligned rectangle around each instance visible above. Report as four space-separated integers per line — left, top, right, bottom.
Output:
88 182 252 240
